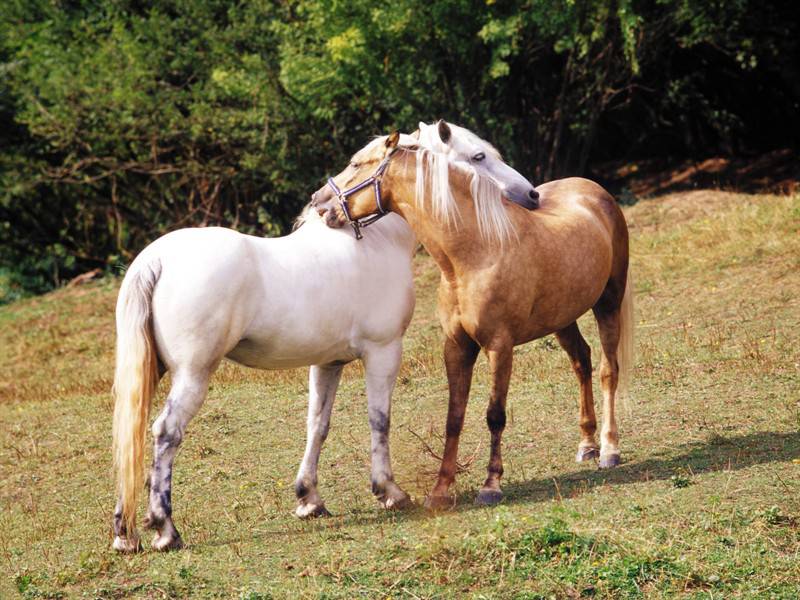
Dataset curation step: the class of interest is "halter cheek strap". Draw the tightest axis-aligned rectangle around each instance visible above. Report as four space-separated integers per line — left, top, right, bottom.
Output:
326 151 394 240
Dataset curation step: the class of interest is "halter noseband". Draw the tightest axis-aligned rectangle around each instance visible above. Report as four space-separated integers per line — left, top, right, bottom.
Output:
326 150 395 240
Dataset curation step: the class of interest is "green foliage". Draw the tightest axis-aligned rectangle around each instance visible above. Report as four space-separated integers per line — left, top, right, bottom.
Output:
1 0 797 296
669 473 693 488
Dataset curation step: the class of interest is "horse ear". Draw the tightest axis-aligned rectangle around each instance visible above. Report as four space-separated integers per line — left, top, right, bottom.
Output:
437 119 451 143
385 130 400 149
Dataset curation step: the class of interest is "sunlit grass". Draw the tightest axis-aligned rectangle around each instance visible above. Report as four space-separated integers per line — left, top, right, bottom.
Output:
1 191 798 598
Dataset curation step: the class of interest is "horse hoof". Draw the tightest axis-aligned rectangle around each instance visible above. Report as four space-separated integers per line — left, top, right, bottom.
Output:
576 446 600 462
152 533 184 552
599 453 621 469
475 489 503 506
423 494 455 511
295 503 331 519
382 492 413 511
112 535 141 553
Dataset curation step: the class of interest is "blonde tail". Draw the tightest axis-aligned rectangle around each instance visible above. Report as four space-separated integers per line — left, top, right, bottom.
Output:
112 260 161 538
617 269 634 407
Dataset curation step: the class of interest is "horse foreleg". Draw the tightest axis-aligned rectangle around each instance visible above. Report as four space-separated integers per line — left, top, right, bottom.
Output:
555 323 599 462
294 363 343 518
424 332 480 509
476 343 513 506
364 339 411 510
143 369 209 551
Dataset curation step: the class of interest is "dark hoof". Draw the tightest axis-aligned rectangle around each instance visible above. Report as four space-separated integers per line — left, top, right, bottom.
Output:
423 494 456 511
152 533 184 552
295 503 331 519
599 453 621 469
576 446 600 462
475 489 503 506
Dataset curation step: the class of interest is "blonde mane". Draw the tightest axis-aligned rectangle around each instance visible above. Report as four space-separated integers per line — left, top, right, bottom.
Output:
412 124 516 245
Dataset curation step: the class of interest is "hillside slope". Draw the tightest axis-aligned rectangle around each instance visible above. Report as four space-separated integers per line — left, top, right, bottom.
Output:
1 191 798 598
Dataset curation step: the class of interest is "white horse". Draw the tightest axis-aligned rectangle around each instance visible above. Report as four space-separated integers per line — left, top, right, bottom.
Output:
111 127 537 553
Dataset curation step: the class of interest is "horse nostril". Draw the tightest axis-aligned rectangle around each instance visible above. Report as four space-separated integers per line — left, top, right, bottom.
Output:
529 189 539 201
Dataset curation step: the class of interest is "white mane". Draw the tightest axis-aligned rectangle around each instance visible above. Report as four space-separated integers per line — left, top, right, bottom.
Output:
412 123 515 245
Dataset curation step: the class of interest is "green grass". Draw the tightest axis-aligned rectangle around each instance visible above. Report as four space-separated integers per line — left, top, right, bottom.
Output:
1 190 799 598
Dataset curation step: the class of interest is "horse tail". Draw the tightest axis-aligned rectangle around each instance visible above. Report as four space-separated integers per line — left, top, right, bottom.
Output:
617 268 634 406
112 259 161 537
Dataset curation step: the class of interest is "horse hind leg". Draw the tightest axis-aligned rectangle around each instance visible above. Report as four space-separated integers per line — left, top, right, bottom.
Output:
555 323 599 462
592 307 622 468
294 363 343 518
143 369 210 550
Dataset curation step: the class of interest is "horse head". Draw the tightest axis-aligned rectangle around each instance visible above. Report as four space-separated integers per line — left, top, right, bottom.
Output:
417 120 539 210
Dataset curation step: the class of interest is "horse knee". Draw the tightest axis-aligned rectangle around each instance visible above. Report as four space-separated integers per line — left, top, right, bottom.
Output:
445 416 465 438
573 341 592 378
486 405 506 433
599 359 619 385
152 407 184 449
368 409 390 436
572 358 591 381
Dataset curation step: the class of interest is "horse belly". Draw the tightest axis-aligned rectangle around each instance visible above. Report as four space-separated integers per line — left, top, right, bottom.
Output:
225 332 356 370
520 244 611 340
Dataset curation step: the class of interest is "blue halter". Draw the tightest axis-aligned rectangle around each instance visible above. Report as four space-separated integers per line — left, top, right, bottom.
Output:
326 151 395 240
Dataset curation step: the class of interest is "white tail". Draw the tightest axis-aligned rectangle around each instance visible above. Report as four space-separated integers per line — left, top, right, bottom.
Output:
112 260 161 537
617 269 634 406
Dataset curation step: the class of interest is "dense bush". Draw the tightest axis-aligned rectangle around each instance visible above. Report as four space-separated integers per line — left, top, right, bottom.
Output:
1 0 797 298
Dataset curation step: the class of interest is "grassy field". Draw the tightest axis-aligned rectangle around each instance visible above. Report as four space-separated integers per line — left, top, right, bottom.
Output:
1 190 799 599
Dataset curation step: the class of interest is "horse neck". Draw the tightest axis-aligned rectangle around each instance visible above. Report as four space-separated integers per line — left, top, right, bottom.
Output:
385 152 498 281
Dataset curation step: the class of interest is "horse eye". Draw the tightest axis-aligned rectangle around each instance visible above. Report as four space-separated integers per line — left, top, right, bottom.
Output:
350 162 359 168
472 152 486 162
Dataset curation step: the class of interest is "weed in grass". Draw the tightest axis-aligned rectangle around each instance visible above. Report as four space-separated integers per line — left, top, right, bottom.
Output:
669 474 693 489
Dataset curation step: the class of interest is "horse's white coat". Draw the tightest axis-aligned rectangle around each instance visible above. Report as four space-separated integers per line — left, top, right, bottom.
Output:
140 214 415 372
112 209 415 550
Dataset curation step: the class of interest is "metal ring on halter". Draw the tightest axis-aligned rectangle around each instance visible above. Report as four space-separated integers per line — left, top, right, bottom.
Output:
325 152 394 240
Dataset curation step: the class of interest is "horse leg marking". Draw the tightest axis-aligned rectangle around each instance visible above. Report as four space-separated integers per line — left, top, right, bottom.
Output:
145 373 209 550
112 499 141 553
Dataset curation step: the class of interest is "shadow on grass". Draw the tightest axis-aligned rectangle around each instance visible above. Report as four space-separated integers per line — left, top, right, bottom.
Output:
498 429 800 506
196 430 799 549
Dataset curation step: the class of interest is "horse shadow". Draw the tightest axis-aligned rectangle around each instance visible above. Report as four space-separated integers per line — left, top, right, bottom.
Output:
197 430 799 549
496 429 800 507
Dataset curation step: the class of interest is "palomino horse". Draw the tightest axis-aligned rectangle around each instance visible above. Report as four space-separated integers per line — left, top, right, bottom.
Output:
111 130 537 551
312 121 633 508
